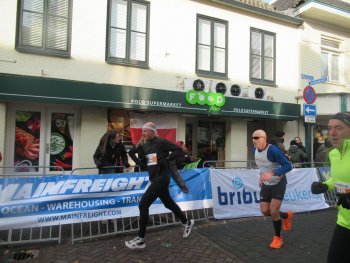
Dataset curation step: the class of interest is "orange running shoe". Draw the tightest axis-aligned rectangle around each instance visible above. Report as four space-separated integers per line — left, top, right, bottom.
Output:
282 210 294 231
269 236 283 249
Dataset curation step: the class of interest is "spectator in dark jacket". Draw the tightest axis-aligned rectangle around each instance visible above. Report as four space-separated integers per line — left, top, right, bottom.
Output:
93 130 130 174
269 131 286 154
286 140 308 168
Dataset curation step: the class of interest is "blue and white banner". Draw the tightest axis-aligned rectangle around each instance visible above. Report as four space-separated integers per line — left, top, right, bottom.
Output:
210 168 329 219
0 168 211 229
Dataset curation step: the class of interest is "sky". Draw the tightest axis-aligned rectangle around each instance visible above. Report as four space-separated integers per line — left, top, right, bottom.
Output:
262 0 273 3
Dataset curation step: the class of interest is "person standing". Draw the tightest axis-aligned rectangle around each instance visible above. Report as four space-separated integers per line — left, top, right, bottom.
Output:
269 130 286 155
125 122 194 249
311 112 350 263
93 130 130 174
252 129 293 249
286 140 308 168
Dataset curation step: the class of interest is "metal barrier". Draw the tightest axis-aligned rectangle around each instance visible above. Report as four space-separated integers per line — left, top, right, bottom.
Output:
0 225 62 246
0 162 337 247
0 167 65 246
70 208 213 244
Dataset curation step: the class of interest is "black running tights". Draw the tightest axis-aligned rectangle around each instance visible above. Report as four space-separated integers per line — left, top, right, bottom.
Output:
327 224 350 263
137 181 187 238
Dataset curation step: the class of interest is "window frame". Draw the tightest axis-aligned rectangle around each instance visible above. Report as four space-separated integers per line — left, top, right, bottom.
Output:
106 0 150 68
321 37 342 83
196 14 228 78
249 27 276 85
15 0 73 58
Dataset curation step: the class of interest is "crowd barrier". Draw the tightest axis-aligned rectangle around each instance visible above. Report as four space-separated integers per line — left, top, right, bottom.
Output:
0 162 336 246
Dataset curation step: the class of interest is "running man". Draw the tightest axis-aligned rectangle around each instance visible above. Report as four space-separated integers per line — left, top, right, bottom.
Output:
252 129 293 249
125 122 194 249
311 112 350 263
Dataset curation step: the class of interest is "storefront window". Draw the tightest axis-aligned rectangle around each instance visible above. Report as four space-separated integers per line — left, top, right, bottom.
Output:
14 111 41 172
50 113 74 171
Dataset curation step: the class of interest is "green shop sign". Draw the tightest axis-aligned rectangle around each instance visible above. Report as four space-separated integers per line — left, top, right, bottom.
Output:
185 90 225 112
0 73 300 120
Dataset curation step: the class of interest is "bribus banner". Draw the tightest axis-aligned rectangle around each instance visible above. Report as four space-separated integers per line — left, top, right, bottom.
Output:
210 168 329 219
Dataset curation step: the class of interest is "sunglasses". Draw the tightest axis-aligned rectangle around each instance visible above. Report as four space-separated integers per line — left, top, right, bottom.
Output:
252 136 261 140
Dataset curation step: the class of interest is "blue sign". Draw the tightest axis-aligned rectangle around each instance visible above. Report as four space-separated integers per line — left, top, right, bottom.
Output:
301 74 314 81
309 77 328 86
303 104 317 116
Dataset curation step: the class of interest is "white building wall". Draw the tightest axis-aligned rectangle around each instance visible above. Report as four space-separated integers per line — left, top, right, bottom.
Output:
299 18 350 114
0 0 300 104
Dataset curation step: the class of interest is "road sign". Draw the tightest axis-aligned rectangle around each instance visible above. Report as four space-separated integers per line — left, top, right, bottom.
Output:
309 76 328 86
305 116 316 123
303 86 317 104
303 104 317 116
301 74 314 81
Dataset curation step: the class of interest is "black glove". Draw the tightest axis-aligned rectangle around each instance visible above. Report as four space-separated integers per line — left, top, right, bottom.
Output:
125 163 131 169
337 193 350 209
97 163 103 170
311 182 328 194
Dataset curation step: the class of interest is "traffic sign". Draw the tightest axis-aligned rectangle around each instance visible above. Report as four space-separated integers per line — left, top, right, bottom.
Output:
301 74 314 81
303 104 317 116
303 86 317 104
309 76 328 86
305 116 316 123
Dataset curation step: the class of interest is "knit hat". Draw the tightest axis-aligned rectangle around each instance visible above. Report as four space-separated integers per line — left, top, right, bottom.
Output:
330 112 350 127
275 131 285 137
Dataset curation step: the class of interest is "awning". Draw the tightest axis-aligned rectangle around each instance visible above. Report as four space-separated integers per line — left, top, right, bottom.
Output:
0 73 300 120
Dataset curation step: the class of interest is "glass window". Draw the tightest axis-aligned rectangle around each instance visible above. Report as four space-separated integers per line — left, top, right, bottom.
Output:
107 0 149 67
196 15 227 78
14 111 41 172
50 113 74 171
250 28 275 85
16 0 72 57
321 38 341 82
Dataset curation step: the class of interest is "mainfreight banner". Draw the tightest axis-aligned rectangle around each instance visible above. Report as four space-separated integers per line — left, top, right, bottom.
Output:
210 168 329 219
0 168 211 229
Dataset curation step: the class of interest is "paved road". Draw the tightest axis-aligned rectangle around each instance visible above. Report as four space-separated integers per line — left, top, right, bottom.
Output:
0 208 337 263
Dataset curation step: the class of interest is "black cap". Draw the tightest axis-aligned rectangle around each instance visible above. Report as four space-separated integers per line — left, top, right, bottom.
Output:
275 131 285 137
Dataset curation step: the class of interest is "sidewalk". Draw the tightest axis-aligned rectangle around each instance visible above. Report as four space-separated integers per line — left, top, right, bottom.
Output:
0 208 336 263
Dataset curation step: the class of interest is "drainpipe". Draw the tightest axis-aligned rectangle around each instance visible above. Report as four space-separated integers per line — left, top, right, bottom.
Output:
340 94 347 112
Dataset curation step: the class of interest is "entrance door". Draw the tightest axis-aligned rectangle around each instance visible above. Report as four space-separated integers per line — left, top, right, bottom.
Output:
6 103 80 174
197 121 225 167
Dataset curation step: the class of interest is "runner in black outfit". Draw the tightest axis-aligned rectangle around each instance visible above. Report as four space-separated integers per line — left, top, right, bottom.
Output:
125 122 194 249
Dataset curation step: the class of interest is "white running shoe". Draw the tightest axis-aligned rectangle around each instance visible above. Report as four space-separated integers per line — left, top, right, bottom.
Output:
125 236 145 249
183 219 194 238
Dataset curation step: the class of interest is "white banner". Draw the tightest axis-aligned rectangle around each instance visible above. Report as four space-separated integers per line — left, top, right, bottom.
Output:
210 168 329 219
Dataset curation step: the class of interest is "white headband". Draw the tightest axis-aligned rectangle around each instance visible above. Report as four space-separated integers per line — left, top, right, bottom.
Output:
142 124 156 132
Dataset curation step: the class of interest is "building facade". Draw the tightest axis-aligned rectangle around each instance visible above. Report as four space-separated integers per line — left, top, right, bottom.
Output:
0 0 303 175
273 0 350 159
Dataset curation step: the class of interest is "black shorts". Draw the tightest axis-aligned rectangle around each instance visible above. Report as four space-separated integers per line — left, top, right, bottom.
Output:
260 176 287 202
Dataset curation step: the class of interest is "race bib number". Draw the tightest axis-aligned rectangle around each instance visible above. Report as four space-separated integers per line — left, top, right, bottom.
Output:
335 182 350 194
146 153 157 166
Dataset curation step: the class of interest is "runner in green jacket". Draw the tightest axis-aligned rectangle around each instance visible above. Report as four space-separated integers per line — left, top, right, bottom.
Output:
311 112 350 263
